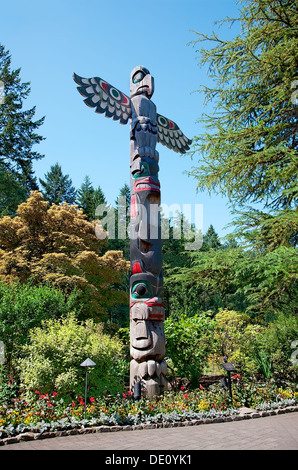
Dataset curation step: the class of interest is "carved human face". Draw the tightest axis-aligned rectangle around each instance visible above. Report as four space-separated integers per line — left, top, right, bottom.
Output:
130 66 154 99
130 287 165 361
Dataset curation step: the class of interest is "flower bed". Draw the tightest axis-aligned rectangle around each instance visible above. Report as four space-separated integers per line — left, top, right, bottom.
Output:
0 380 297 440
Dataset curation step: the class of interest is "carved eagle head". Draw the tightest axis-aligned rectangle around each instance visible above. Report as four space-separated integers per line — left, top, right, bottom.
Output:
130 65 154 99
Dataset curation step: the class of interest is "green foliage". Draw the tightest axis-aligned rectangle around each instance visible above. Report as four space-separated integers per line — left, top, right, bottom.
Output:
18 314 127 399
0 191 129 321
39 163 77 205
77 175 106 221
165 243 297 320
254 312 298 381
233 246 298 318
107 183 130 259
0 165 27 216
164 313 216 387
0 281 78 372
212 308 264 376
190 0 297 249
0 43 45 213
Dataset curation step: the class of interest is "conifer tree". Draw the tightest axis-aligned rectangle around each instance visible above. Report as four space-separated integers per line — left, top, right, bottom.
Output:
0 43 45 213
201 224 222 251
39 163 77 205
190 0 297 249
77 175 106 220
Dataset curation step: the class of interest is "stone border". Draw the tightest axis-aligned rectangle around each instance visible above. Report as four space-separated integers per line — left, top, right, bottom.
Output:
1 405 298 446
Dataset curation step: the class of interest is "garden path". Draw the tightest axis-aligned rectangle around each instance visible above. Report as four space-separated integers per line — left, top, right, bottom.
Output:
1 411 298 451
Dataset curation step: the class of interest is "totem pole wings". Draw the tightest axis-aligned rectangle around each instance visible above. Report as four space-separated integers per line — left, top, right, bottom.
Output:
73 72 192 154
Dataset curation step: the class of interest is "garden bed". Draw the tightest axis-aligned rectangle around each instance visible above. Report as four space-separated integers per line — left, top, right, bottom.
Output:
1 380 297 445
1 403 298 446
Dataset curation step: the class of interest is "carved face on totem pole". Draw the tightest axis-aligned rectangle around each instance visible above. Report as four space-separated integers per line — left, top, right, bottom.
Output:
73 65 191 396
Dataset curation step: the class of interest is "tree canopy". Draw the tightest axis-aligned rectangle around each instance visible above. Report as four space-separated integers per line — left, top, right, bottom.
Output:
39 163 77 205
0 43 45 214
0 191 129 319
190 0 297 249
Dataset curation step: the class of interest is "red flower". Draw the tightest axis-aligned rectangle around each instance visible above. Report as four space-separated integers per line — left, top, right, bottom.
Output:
35 390 40 394
180 386 184 391
47 402 52 407
90 397 95 403
52 392 57 396
128 390 133 396
200 385 204 390
122 393 127 398
71 401 76 407
233 374 242 380
183 394 189 399
78 397 84 405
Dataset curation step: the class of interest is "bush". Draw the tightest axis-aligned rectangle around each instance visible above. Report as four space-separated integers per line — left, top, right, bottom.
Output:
164 313 216 388
211 308 264 376
18 313 128 399
0 281 77 373
254 313 298 381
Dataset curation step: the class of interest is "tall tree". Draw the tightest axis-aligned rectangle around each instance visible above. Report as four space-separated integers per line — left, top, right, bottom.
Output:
77 175 106 220
0 43 45 212
190 0 297 249
39 163 77 205
201 224 222 251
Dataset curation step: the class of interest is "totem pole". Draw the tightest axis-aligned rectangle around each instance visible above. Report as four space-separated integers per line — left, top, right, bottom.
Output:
73 66 191 396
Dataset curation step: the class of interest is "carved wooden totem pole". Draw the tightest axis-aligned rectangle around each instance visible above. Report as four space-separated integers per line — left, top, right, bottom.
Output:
73 66 191 396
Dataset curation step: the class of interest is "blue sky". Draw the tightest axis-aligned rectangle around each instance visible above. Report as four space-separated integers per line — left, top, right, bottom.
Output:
1 0 241 239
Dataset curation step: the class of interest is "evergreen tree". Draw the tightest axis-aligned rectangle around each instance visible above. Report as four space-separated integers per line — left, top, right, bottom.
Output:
109 183 130 257
93 185 106 208
201 224 221 251
39 163 77 205
0 165 27 216
190 0 297 249
77 175 106 220
0 43 45 213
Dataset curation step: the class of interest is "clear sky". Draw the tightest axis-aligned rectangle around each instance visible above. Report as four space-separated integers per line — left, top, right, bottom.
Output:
1 0 241 239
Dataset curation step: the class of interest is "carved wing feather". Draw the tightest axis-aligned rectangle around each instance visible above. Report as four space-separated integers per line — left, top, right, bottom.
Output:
73 73 132 124
156 113 192 154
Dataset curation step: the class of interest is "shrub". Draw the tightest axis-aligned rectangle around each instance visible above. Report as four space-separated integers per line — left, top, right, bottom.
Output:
212 308 264 376
0 281 77 373
18 313 127 399
164 313 216 388
254 313 298 381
